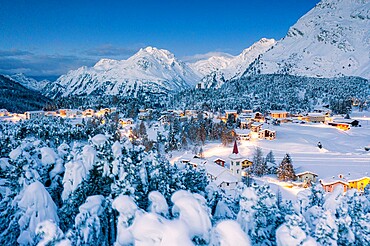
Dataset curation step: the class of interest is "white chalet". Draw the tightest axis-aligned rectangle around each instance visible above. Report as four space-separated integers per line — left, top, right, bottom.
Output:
234 129 250 141
205 162 239 189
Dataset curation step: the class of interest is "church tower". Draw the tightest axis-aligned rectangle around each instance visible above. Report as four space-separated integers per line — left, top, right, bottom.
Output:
229 141 243 181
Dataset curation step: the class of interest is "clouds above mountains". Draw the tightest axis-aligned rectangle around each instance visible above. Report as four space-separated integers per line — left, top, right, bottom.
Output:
0 45 141 80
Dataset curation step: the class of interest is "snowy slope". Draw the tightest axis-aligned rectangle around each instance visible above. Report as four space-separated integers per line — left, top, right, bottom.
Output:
190 38 276 88
6 73 49 91
44 47 200 98
246 0 370 79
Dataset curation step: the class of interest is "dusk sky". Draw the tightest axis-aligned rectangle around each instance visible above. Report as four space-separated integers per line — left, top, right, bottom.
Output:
0 0 320 79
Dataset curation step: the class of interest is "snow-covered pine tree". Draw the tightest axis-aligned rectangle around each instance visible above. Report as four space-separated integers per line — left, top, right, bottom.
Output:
249 184 281 245
265 150 277 174
314 211 338 245
277 154 296 181
276 214 315 246
17 181 59 245
252 147 267 176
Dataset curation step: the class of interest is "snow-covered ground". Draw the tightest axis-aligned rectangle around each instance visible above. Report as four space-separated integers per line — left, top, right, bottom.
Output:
206 122 369 177
171 111 370 200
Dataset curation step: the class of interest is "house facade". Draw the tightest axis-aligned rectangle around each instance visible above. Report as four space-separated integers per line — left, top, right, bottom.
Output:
25 111 45 120
296 171 318 183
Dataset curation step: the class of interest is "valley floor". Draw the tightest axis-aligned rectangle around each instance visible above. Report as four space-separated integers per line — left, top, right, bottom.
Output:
170 111 370 200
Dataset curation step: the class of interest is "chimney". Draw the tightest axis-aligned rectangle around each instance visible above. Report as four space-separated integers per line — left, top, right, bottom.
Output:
232 140 239 154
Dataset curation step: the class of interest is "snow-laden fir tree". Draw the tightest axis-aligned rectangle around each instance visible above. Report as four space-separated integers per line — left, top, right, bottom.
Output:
314 210 338 245
277 154 296 181
252 147 267 176
276 214 316 246
265 150 277 174
17 181 59 245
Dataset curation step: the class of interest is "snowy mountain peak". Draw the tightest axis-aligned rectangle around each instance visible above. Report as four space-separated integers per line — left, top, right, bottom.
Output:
239 38 276 59
93 59 120 69
6 73 50 91
44 47 200 98
246 0 370 79
189 38 276 88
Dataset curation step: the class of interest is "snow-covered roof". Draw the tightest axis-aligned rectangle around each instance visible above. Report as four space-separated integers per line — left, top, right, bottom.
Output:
320 176 349 186
229 152 243 160
120 118 134 122
307 113 325 117
270 110 288 114
251 122 263 127
212 156 226 162
225 110 237 114
296 171 318 177
234 129 250 135
239 113 252 118
346 173 370 182
321 172 369 185
333 119 358 124
205 163 228 178
25 110 45 114
215 172 239 186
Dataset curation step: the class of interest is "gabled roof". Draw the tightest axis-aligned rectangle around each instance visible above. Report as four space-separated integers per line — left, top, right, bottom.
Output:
270 110 288 114
214 171 239 186
251 122 263 127
205 162 228 178
296 171 318 177
234 129 250 135
307 113 325 117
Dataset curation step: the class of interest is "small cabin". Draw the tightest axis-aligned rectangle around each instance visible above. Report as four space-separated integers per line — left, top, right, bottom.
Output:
0 109 9 117
253 112 265 122
233 129 250 141
320 174 349 192
250 122 263 133
347 174 370 192
225 110 238 120
296 171 318 183
83 109 95 117
258 129 276 140
307 113 325 123
270 110 288 119
321 180 349 193
44 111 57 117
119 118 134 126
25 111 45 120
214 158 226 167
66 109 82 118
328 122 350 131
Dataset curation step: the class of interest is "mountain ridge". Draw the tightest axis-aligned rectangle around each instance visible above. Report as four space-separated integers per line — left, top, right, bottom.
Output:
245 0 370 79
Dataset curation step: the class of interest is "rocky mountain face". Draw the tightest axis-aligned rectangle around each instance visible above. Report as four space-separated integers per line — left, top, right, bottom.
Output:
189 38 276 88
43 47 201 98
0 75 50 112
245 0 370 79
43 0 370 99
7 73 49 91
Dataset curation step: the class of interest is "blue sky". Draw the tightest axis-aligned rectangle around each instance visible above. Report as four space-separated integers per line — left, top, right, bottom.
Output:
0 0 320 79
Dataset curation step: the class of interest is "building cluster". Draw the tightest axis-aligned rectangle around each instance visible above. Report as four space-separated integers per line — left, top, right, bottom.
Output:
0 108 118 121
174 140 370 194
294 170 369 194
320 173 370 193
176 141 252 190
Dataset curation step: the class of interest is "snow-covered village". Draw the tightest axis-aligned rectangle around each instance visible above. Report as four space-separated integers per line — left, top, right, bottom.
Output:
1 0 370 245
